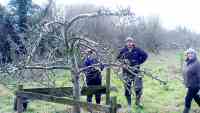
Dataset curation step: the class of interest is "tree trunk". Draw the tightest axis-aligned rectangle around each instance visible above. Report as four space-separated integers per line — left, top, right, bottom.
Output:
106 67 111 105
71 56 81 113
72 70 81 113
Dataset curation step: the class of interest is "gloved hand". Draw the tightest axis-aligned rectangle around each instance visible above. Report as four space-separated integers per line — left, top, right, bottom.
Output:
197 90 200 96
100 63 104 71
124 59 130 65
131 59 139 65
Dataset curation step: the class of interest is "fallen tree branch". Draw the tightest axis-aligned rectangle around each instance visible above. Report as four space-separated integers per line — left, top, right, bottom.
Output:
20 65 71 70
78 63 167 85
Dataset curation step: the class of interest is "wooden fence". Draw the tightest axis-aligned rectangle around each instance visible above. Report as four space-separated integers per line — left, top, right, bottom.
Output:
15 68 121 113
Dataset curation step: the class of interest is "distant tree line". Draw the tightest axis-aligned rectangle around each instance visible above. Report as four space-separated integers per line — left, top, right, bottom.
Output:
0 3 199 65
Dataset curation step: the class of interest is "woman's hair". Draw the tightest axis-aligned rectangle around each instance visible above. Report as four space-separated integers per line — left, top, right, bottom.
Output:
185 48 196 55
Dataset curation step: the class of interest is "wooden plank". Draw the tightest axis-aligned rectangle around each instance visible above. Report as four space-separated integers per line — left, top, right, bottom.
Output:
16 91 110 112
23 87 73 97
81 86 106 95
110 96 117 113
71 69 81 113
16 96 23 113
17 85 24 113
24 65 71 70
22 86 107 97
106 67 111 105
18 85 23 91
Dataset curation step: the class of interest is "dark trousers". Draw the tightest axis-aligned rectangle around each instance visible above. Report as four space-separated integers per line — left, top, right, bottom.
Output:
185 87 200 109
86 72 102 104
87 93 101 104
123 72 143 105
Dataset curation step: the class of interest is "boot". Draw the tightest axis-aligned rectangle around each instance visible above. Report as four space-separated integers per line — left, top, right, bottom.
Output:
183 107 190 113
135 95 143 108
127 105 132 113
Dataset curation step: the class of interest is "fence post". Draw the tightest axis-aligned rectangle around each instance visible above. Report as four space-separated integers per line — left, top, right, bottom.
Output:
17 85 23 113
110 96 117 113
71 70 81 113
106 66 111 105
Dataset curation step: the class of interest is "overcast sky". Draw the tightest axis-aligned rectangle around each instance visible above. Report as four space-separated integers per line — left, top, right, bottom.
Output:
1 0 200 33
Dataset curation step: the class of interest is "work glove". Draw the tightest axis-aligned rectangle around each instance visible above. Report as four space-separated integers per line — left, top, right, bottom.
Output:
197 90 200 96
124 59 130 65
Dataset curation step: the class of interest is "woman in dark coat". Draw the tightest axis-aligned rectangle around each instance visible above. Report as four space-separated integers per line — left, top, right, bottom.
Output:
83 49 104 104
183 48 200 113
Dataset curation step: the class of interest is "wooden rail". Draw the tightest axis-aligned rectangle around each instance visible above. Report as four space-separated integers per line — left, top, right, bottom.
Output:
16 91 111 113
15 65 119 113
20 86 107 97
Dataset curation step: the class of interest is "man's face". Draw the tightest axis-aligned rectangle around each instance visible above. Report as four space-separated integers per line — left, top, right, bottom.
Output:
186 52 194 60
86 51 93 57
126 40 135 48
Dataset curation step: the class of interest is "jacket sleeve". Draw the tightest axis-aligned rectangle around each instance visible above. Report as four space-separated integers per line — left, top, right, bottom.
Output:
187 62 200 87
84 57 105 71
82 57 90 73
83 57 90 67
116 48 125 60
196 62 200 84
138 48 148 65
94 58 104 71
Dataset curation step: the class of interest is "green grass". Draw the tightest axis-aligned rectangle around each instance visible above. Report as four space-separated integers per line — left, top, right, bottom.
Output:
0 51 200 113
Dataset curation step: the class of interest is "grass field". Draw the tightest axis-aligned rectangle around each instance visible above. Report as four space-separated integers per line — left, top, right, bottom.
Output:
0 51 200 113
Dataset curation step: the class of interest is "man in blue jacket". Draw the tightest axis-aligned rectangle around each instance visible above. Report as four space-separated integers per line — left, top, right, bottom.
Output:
117 37 148 109
83 49 104 104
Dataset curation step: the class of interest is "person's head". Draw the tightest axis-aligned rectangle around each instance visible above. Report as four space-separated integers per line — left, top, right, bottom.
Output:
85 48 93 54
85 48 93 55
185 48 197 61
125 37 135 48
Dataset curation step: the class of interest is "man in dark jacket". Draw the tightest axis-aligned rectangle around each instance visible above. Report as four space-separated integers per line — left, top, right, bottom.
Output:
183 48 200 113
117 37 148 109
83 49 104 104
